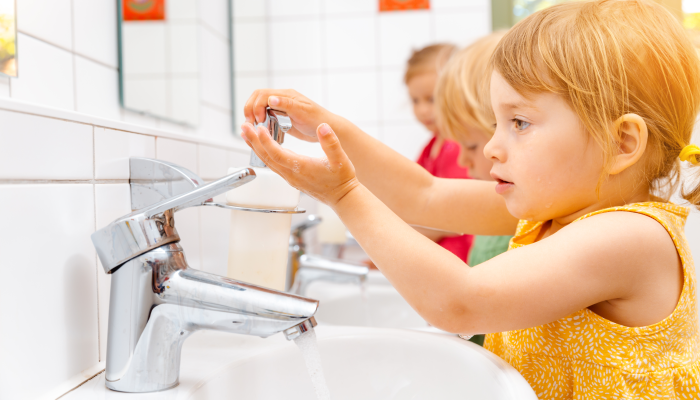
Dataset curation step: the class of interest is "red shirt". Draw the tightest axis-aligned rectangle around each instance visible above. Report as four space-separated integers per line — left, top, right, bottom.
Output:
416 136 473 262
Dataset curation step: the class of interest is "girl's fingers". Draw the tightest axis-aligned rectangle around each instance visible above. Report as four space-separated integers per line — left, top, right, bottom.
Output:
241 123 279 169
256 126 303 171
317 123 350 168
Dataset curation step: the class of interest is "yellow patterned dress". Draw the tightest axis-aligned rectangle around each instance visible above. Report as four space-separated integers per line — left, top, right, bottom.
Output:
484 202 700 399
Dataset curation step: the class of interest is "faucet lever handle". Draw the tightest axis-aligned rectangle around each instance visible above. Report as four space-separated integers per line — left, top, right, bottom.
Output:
250 107 292 168
141 168 256 218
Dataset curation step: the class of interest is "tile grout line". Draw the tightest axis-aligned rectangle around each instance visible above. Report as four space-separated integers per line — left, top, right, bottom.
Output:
17 30 119 71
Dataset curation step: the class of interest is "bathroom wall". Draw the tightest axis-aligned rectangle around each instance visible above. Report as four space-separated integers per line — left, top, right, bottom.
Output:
232 0 492 160
2 1 699 400
0 1 246 399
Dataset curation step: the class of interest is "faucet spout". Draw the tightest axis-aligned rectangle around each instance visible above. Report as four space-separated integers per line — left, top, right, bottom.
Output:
105 243 318 393
290 255 369 295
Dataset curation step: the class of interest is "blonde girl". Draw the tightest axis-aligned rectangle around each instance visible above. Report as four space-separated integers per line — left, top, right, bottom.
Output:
434 32 513 347
241 0 700 397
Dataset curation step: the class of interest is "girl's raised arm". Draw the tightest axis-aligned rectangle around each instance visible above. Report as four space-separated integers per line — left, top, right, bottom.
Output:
242 89 518 235
241 121 681 334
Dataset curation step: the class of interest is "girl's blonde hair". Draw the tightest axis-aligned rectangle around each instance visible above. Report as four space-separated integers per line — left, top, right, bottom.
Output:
435 32 506 141
404 43 456 84
492 0 700 207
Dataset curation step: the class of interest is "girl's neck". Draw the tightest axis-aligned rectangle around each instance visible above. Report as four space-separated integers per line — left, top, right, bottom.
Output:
541 185 652 240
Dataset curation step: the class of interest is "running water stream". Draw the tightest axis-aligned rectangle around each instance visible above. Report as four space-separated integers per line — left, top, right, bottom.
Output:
294 329 331 400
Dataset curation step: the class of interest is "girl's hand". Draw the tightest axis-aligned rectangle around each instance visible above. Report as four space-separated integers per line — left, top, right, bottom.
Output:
243 89 336 143
240 121 360 206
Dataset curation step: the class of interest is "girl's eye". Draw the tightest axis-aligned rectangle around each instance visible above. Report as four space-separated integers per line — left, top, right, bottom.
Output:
513 119 531 131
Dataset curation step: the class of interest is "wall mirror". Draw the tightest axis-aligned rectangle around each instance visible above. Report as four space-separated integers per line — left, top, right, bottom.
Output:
0 0 17 77
118 0 205 126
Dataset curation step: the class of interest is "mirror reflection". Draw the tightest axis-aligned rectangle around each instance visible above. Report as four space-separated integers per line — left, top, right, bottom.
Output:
119 0 201 126
0 0 17 77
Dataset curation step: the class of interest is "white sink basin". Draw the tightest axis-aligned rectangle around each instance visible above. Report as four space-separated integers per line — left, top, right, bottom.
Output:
186 328 536 400
307 271 428 329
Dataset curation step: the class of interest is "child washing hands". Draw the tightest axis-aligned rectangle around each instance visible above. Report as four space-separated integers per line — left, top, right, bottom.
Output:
404 44 474 262
242 0 700 397
433 31 512 346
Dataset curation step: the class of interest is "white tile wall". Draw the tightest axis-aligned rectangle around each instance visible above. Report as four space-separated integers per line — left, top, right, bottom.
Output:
268 0 321 18
0 110 93 180
433 10 491 45
94 128 156 179
381 67 413 122
199 0 231 39
383 122 431 161
11 34 75 110
122 23 168 75
17 0 73 50
2 1 260 397
233 21 268 73
269 19 323 72
171 77 201 125
0 76 9 97
323 0 376 15
199 145 231 179
72 0 119 67
324 15 377 69
169 0 199 21
327 71 379 124
200 26 232 110
169 23 200 75
197 104 235 142
378 11 433 68
74 56 121 120
0 184 97 400
233 0 267 19
270 72 325 107
233 1 491 154
157 137 199 173
124 77 168 117
233 75 269 127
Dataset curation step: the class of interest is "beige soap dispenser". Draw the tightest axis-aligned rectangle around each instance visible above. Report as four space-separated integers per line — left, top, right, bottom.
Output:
226 108 301 291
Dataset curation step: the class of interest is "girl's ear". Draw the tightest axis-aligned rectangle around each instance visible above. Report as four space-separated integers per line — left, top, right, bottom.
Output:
609 113 648 175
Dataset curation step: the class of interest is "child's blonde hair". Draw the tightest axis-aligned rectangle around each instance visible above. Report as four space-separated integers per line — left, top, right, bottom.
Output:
492 0 700 206
435 32 506 141
404 43 456 84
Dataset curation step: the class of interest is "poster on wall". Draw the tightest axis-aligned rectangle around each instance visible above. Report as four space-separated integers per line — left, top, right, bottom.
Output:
0 0 16 77
379 0 430 11
123 0 166 21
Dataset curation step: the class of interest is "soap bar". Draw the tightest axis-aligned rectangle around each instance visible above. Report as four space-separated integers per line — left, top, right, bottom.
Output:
226 167 300 210
226 165 301 291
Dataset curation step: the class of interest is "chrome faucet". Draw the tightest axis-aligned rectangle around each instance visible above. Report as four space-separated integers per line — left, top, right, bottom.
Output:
288 215 369 295
92 158 317 393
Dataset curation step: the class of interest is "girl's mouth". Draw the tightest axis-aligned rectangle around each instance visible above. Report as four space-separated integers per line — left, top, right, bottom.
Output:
494 178 514 194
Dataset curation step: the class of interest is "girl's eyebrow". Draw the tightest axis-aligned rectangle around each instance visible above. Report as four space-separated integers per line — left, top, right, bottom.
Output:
501 99 537 112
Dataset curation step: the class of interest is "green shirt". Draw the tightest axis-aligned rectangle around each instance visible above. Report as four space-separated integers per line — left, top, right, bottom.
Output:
466 235 513 346
468 235 513 267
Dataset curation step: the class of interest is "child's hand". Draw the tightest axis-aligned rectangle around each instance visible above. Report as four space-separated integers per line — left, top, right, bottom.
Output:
241 121 360 207
243 89 336 143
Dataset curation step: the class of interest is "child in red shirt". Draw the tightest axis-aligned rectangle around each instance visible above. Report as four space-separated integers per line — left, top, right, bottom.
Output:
405 44 473 262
